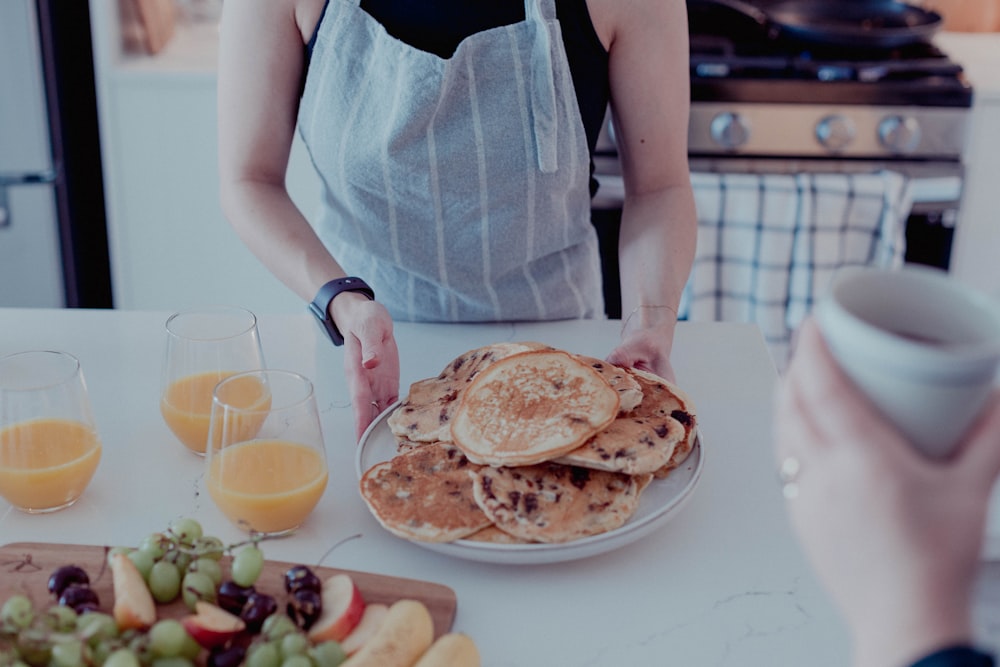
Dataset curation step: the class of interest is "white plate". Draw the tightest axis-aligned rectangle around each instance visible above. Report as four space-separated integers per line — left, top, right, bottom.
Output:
354 402 704 565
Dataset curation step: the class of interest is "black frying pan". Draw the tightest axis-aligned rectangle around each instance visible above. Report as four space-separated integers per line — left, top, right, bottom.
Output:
691 0 943 48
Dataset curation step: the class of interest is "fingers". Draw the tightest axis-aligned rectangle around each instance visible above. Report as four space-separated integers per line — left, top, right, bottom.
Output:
955 389 1000 490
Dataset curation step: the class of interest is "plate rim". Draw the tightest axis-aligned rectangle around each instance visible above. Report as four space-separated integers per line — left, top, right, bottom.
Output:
354 400 704 563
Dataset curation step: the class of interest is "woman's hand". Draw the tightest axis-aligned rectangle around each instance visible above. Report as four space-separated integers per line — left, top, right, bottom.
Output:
337 297 400 441
606 320 676 382
775 318 1000 667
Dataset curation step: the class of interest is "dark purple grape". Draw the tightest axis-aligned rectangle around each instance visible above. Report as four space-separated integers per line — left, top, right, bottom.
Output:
216 580 255 616
207 644 246 667
47 565 90 597
240 592 278 634
58 585 100 611
283 565 322 594
75 602 101 615
286 587 323 630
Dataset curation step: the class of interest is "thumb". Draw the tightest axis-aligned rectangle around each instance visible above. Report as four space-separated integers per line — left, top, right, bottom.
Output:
956 389 1000 490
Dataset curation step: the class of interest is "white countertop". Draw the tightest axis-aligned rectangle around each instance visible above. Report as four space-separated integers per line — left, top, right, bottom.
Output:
937 31 1000 101
0 308 853 666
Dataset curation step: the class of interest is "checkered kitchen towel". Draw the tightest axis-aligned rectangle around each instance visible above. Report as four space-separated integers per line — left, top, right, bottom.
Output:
679 170 913 370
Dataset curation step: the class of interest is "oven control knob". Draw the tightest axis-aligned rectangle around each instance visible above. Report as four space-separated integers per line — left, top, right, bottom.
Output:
815 115 856 152
878 115 922 154
710 112 750 150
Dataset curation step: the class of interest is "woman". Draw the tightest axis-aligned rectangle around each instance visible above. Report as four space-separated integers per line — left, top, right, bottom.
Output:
217 0 697 438
776 319 1000 667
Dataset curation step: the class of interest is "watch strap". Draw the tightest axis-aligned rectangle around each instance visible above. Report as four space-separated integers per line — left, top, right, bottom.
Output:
309 277 375 346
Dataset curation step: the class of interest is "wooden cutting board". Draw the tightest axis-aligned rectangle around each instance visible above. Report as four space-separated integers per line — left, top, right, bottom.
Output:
0 542 456 638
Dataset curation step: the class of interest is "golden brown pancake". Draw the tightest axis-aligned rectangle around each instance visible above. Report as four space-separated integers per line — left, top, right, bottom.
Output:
469 463 646 543
387 342 545 443
359 443 491 542
620 369 698 478
450 350 621 467
462 524 536 544
570 354 643 413
554 368 686 475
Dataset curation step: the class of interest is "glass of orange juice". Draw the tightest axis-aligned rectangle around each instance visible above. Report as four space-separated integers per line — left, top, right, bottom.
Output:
0 350 103 513
205 370 328 536
160 306 266 455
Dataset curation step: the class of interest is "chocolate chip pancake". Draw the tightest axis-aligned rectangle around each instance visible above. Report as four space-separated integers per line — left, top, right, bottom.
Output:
553 368 686 475
462 525 536 544
470 463 647 543
620 369 698 478
450 350 621 467
387 342 545 443
570 354 643 413
359 442 491 542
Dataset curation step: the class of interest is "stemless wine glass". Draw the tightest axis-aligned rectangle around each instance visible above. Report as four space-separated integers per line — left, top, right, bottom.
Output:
0 351 103 513
205 370 329 536
160 306 266 455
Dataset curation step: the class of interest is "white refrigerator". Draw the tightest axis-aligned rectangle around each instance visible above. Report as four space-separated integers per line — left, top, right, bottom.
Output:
0 0 111 308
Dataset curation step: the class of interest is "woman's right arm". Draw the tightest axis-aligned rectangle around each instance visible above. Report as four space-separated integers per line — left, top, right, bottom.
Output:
217 0 400 440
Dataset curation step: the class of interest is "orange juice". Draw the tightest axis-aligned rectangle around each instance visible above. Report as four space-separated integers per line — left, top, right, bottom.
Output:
0 418 102 511
206 439 327 534
160 372 270 453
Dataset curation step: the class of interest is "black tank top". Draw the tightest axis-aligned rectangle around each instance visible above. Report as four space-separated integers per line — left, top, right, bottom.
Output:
306 0 610 196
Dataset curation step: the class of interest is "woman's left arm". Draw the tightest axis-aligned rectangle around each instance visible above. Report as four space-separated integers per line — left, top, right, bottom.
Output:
595 0 698 381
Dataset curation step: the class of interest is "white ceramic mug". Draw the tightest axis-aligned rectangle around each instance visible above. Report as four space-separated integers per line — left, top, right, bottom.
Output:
815 264 1000 459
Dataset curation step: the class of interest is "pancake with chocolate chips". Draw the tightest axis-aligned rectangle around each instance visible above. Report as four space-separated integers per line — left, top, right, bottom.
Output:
462 524 536 544
387 342 545 443
570 354 643 413
359 442 491 542
619 369 698 477
451 350 621 467
553 367 686 475
469 463 647 543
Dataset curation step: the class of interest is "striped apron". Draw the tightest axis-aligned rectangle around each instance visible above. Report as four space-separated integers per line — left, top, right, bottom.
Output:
297 0 604 322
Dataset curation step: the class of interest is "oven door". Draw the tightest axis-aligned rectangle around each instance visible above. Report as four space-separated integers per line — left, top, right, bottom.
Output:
590 157 964 366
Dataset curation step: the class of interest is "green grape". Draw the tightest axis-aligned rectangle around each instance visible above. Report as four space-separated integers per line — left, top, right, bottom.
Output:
308 641 348 667
280 654 312 667
191 536 225 561
151 658 195 667
127 632 154 665
148 561 182 603
162 548 192 573
0 594 33 631
245 641 281 667
167 518 204 547
41 605 78 632
180 571 216 611
279 633 308 659
261 614 297 642
127 549 156 581
139 533 173 560
16 627 53 665
76 612 119 644
231 545 264 587
103 648 141 667
187 558 223 586
90 637 122 665
148 619 188 658
49 638 85 667
178 632 202 661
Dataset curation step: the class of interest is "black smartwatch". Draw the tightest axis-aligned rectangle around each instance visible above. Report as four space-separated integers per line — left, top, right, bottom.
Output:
308 277 375 346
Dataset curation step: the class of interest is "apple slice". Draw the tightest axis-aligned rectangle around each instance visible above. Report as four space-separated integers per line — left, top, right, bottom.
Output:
306 574 366 643
109 552 156 631
340 603 389 655
181 601 247 648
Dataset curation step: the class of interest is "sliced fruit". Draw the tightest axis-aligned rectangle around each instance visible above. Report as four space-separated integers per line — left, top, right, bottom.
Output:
339 599 433 667
306 574 366 643
414 633 481 667
180 601 247 649
109 552 156 631
339 603 388 656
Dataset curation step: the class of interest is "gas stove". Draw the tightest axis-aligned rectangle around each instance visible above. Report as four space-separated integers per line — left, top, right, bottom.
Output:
685 1 974 160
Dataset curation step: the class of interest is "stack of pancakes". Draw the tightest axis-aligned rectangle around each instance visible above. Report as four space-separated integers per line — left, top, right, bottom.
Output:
359 342 697 545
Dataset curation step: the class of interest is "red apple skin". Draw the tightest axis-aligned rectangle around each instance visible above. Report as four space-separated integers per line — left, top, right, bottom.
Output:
181 601 246 648
306 574 366 643
340 603 389 655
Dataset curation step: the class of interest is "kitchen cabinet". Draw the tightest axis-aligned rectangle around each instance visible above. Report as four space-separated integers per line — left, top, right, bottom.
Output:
936 32 1000 299
88 2 321 312
88 2 1000 311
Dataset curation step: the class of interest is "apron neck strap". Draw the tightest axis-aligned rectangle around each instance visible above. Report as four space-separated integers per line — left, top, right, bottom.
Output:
525 0 558 22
